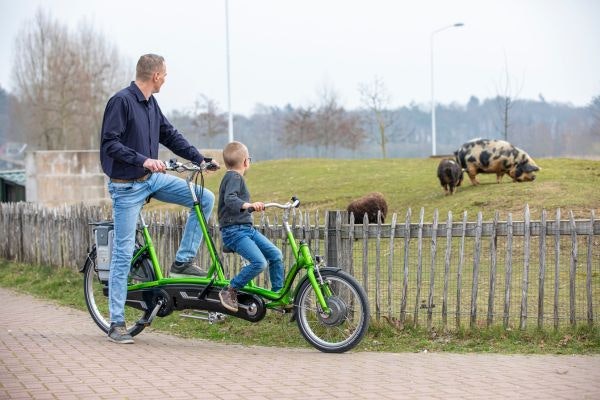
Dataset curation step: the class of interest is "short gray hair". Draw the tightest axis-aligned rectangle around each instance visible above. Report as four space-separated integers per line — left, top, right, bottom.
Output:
136 54 165 81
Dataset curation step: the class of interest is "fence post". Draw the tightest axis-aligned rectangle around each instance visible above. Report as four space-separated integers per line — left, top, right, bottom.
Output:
388 212 397 319
520 205 531 330
348 212 355 277
587 210 595 327
414 207 425 327
427 209 439 331
470 211 483 328
375 211 382 321
554 208 561 329
503 213 514 329
569 210 577 326
314 211 320 256
324 211 331 265
400 208 411 326
362 213 369 299
335 211 343 269
456 211 467 329
487 211 499 327
442 211 453 330
538 209 547 328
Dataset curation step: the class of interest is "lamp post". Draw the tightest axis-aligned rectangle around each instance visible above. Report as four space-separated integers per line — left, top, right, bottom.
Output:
225 0 233 142
430 22 463 156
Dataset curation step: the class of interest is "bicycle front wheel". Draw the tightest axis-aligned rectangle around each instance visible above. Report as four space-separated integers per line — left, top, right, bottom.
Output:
82 248 150 337
295 269 369 353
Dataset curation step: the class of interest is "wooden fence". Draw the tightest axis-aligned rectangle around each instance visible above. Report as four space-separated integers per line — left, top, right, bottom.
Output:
0 202 598 330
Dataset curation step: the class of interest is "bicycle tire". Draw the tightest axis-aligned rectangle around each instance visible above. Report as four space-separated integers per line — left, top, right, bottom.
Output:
82 247 151 337
295 269 370 353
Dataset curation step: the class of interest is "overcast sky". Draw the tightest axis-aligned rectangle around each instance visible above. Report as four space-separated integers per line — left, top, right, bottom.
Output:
1 0 599 116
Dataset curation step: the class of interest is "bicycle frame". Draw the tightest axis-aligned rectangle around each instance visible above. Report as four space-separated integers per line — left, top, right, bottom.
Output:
126 164 331 314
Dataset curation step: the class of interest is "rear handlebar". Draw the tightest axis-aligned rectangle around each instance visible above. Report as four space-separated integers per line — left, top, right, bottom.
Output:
247 197 300 213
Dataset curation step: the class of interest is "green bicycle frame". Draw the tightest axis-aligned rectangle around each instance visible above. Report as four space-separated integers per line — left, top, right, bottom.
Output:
126 170 331 313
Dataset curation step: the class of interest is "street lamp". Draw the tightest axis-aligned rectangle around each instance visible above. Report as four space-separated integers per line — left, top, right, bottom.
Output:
430 22 464 156
225 0 234 142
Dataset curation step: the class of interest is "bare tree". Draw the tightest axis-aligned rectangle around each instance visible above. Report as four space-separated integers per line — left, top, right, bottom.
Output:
192 94 228 147
282 106 316 149
590 95 600 137
282 84 365 156
313 84 365 155
11 9 129 150
494 56 523 141
358 76 394 158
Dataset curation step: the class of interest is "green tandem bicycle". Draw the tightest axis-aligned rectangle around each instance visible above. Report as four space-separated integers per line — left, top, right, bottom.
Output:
80 159 369 352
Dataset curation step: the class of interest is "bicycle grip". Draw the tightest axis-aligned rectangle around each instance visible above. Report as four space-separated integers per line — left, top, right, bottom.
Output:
246 206 256 213
206 161 220 171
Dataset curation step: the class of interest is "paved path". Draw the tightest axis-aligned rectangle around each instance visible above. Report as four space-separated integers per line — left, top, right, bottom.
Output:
1 287 599 400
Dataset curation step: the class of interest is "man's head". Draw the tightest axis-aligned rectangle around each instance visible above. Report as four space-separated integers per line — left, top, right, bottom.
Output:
223 141 251 171
136 54 167 93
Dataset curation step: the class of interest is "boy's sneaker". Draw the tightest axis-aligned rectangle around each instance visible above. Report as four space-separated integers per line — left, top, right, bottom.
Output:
170 261 207 277
108 323 134 344
219 286 239 312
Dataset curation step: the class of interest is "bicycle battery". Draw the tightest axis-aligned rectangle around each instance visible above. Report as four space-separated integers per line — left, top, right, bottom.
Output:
94 226 113 282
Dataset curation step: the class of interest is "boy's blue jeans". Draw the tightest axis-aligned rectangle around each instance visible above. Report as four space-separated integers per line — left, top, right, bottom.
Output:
107 172 214 325
220 225 284 292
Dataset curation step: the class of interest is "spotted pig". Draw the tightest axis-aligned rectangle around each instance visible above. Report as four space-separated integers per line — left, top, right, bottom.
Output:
437 159 464 195
454 139 540 185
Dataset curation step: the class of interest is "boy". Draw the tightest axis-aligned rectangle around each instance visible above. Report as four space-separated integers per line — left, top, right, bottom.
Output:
217 141 284 312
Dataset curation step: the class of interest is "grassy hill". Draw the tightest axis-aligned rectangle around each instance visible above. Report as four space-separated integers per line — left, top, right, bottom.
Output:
149 157 600 221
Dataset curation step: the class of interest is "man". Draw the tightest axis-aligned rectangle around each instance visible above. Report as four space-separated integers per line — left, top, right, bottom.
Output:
100 54 217 344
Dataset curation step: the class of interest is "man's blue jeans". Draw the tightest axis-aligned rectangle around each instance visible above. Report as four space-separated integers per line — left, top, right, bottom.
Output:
107 172 214 324
220 225 284 292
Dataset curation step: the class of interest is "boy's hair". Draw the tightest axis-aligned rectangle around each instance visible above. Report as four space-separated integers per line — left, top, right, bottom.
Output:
223 141 248 169
136 54 165 81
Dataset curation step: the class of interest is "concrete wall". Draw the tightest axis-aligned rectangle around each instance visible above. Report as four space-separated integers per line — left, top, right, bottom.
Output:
26 149 223 206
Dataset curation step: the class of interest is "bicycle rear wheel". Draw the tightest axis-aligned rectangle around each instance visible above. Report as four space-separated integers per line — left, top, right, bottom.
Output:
295 269 369 353
82 247 151 336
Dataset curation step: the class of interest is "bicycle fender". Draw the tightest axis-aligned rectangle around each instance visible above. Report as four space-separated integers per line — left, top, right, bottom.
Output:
79 246 96 273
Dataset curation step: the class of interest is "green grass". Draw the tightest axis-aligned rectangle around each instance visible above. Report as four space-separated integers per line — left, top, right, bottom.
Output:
2 157 599 352
149 157 600 220
2 260 598 354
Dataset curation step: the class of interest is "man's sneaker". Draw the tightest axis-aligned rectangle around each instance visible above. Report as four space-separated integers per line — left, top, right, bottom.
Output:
219 286 239 312
108 323 134 344
170 260 207 277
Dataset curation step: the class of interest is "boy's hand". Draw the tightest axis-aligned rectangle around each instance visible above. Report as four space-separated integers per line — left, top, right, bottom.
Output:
245 202 265 212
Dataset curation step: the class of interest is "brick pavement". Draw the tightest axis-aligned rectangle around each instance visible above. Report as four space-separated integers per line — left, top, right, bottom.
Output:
1 286 599 400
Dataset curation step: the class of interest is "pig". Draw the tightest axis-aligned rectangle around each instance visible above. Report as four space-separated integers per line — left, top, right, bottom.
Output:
454 139 540 185
347 192 388 223
437 158 464 195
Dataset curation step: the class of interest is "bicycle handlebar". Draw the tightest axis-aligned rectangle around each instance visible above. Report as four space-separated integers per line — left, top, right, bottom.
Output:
247 197 300 213
164 158 219 173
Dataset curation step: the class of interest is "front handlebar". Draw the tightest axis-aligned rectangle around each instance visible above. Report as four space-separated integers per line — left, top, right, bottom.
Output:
164 158 219 172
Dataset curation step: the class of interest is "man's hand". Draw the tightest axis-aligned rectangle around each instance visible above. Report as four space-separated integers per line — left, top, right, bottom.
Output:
143 158 166 173
205 159 220 171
